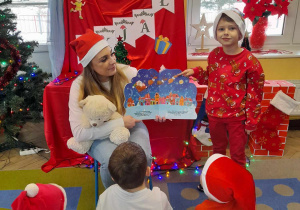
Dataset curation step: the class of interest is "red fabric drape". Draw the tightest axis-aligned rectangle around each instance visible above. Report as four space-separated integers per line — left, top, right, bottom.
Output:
61 0 187 75
41 80 91 172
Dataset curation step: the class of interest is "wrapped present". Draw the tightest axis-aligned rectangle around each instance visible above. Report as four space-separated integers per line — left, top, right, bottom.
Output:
154 35 172 55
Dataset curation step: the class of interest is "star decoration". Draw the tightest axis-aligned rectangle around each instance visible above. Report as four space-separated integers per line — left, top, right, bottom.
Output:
190 14 213 40
117 35 123 41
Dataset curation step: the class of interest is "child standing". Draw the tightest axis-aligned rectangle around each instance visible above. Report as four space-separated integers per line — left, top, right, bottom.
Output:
96 142 173 210
179 9 265 167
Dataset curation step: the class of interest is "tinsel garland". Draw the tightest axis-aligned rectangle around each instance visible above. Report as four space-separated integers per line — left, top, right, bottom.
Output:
0 38 21 89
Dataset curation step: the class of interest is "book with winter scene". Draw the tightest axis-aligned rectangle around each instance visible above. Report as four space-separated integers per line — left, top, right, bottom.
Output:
124 69 197 120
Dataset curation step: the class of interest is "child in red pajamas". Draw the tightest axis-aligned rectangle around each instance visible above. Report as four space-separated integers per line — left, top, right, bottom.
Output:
179 9 265 168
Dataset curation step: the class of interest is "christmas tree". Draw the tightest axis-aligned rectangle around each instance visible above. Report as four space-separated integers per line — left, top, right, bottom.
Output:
0 0 51 152
114 35 131 65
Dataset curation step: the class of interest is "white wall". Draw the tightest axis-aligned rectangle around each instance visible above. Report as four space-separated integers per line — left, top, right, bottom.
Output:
28 45 53 79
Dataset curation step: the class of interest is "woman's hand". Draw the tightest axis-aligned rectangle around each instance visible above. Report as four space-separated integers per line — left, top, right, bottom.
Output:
154 115 172 123
123 115 141 129
176 69 194 77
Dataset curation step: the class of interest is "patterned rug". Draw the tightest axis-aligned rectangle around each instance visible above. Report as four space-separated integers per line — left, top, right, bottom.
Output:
168 178 300 210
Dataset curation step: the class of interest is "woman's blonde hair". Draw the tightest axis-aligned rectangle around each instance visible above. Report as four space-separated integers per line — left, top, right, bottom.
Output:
78 64 129 115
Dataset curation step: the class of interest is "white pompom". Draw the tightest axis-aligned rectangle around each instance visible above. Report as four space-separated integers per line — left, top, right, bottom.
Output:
24 183 39 197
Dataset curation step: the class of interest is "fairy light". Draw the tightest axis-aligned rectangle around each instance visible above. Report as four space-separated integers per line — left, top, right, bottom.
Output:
179 169 184 174
246 163 250 168
158 175 162 180
1 61 7 66
53 71 79 85
184 141 189 145
166 171 170 177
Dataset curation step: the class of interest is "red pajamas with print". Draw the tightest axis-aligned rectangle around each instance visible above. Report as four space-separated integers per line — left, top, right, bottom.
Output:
192 47 264 167
208 116 247 166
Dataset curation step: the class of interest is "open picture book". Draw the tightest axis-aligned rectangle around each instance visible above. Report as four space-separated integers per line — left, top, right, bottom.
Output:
124 69 198 120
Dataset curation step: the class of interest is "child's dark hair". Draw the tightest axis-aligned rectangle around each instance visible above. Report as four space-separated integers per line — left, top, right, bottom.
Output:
108 142 147 189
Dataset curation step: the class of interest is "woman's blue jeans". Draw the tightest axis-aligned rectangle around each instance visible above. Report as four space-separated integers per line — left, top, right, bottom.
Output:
88 122 152 189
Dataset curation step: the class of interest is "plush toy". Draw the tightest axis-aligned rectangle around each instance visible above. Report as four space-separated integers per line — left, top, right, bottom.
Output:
67 95 130 154
11 183 67 210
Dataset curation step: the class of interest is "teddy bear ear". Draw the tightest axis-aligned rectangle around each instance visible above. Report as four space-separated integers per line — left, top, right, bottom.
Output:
79 97 88 108
107 102 117 112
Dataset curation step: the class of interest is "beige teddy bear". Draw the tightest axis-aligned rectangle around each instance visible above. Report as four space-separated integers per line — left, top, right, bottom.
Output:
67 95 130 154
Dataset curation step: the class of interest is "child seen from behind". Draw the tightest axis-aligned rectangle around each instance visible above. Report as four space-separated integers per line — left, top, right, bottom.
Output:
96 142 173 210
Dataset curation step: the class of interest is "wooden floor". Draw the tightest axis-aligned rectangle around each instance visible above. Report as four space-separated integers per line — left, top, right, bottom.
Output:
0 121 300 171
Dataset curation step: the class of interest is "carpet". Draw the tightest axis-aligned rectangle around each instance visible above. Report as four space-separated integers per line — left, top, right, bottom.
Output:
0 167 104 210
167 178 300 210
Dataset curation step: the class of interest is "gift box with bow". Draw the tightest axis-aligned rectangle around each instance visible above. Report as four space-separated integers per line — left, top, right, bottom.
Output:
154 35 172 55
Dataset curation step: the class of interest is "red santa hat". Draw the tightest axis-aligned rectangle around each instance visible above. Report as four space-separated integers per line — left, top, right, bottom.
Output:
70 29 109 67
213 8 245 41
11 183 67 210
199 154 256 210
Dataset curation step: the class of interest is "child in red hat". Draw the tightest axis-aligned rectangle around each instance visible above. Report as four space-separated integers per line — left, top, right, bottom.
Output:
196 154 256 210
11 183 67 210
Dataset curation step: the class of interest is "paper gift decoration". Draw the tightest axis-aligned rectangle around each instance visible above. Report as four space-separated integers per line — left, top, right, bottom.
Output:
154 35 172 54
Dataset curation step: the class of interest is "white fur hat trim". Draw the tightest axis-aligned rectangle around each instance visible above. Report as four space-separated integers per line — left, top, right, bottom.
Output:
213 9 245 41
270 90 300 115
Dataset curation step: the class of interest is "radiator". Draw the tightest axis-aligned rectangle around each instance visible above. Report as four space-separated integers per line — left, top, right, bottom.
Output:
287 80 300 116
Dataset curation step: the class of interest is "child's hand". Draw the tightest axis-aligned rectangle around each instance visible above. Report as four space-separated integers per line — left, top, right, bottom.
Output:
245 129 253 135
123 115 141 129
176 69 194 77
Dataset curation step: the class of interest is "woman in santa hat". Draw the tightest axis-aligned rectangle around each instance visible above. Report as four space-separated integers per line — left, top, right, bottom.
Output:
69 29 152 189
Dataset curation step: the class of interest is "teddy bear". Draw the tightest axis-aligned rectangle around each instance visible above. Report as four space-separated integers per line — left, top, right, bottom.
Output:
67 95 130 154
11 183 67 210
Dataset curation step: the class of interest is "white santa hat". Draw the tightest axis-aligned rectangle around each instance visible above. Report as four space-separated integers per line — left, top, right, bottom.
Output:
213 8 245 41
200 154 256 209
11 183 67 210
70 29 109 67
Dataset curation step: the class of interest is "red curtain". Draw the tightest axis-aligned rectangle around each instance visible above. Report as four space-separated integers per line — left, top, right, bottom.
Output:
61 0 187 75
